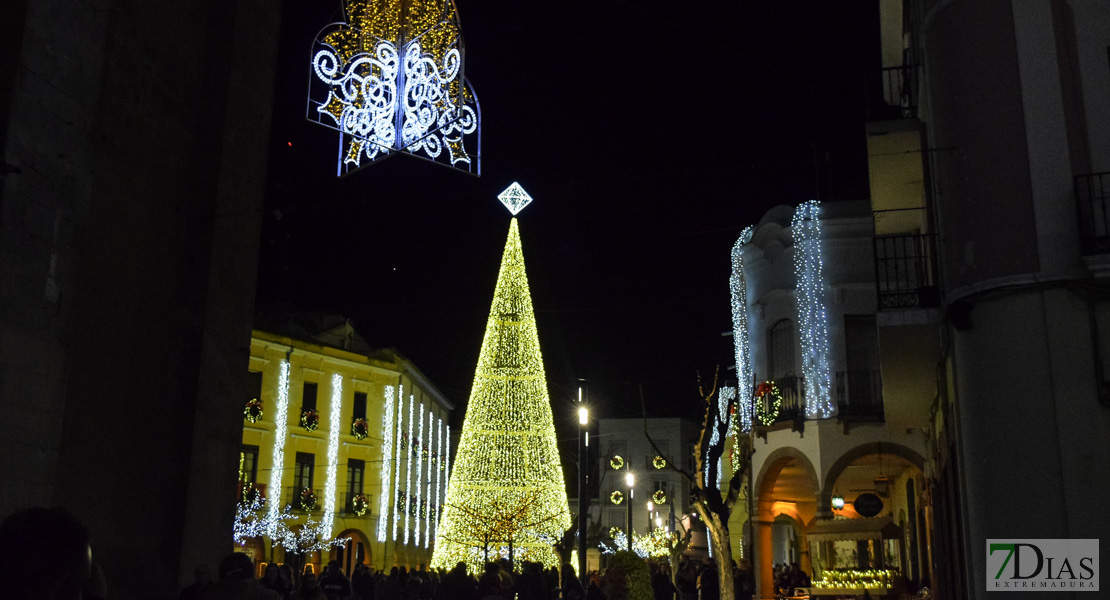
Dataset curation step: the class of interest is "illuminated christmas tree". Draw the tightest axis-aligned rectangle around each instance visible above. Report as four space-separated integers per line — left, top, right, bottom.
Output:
432 183 571 571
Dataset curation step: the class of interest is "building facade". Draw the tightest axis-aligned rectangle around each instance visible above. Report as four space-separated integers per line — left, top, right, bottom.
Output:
595 418 701 551
729 200 935 598
241 320 454 574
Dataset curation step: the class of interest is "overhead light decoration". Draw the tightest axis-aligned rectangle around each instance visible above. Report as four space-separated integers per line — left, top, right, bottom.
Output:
431 187 571 572
266 359 292 535
729 226 755 433
321 373 344 537
793 200 834 418
377 386 396 542
497 182 532 215
308 0 480 177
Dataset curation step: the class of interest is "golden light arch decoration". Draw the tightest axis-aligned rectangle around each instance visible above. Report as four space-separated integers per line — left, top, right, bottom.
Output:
308 0 481 177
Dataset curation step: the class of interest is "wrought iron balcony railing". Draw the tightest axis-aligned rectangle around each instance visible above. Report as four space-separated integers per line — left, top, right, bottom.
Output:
1076 171 1110 255
874 233 940 309
836 371 884 419
773 374 806 423
867 65 920 120
287 486 323 513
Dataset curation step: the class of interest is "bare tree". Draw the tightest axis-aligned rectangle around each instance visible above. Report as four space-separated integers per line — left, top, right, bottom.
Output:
643 367 753 600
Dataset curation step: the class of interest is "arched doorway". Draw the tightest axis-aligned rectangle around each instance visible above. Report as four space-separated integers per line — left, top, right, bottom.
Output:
754 448 820 598
816 443 928 592
333 529 372 576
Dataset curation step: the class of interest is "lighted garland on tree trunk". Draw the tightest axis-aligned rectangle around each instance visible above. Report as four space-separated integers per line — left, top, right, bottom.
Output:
755 380 782 426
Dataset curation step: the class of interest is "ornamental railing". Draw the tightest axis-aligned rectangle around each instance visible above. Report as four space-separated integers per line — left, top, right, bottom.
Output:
287 486 323 513
237 481 267 503
835 370 884 419
867 64 920 120
773 374 806 423
874 233 940 309
343 491 371 517
1076 171 1110 255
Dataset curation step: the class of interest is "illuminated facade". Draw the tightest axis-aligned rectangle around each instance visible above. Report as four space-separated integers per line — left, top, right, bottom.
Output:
240 318 453 574
727 201 933 598
432 204 571 572
308 0 480 177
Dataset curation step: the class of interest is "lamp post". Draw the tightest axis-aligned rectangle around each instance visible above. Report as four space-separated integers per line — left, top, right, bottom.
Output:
647 501 654 533
625 472 634 552
577 396 588 581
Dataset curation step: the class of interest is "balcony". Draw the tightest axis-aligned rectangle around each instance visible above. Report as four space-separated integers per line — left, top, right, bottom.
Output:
836 371 884 420
874 233 940 310
286 486 323 513
237 482 267 504
773 374 806 423
342 491 372 518
1076 171 1110 255
867 65 920 121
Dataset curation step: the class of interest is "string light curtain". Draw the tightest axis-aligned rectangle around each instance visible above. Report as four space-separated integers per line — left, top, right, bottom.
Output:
792 200 834 418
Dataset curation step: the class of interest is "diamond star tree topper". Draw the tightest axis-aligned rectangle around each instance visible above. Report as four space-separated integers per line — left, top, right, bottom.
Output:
431 184 570 571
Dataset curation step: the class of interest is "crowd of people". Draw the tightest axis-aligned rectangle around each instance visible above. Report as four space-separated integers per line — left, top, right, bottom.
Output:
177 555 767 600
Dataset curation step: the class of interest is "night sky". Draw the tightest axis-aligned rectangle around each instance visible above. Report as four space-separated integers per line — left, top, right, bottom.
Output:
256 1 880 429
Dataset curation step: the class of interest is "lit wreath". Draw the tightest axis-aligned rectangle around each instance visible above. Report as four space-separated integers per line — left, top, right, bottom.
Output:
351 418 369 440
653 489 667 504
755 380 782 426
351 494 370 517
244 398 263 423
610 455 625 470
610 490 625 505
299 488 318 511
301 409 320 431
653 456 667 469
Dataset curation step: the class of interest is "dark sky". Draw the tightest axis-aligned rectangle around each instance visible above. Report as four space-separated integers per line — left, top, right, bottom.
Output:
256 1 880 428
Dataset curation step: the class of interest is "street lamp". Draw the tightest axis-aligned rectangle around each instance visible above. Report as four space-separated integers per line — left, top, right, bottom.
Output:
647 501 654 533
577 392 588 582
625 472 634 552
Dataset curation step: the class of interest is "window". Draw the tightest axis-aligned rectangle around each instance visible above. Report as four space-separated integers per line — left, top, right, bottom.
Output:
608 509 624 528
353 392 367 420
769 319 796 379
294 452 315 494
248 371 263 403
347 459 365 495
302 382 318 412
240 445 259 484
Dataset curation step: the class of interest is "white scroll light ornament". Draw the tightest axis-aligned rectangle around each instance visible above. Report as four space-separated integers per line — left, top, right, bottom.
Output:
307 0 480 178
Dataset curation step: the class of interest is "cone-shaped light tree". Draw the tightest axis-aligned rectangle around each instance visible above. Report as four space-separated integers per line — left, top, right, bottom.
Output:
431 184 571 571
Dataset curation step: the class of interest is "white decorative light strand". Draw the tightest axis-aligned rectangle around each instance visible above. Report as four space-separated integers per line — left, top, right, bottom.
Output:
442 424 451 538
267 359 292 535
793 200 834 418
415 403 425 546
405 394 415 545
424 409 433 548
717 387 736 486
434 417 443 546
729 227 755 433
320 373 343 538
377 386 396 542
392 386 405 541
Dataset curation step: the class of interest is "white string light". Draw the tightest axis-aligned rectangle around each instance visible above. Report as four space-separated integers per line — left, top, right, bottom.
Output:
378 386 396 542
793 200 834 418
434 417 443 546
405 394 415 545
392 386 405 541
729 226 755 433
424 409 434 548
441 423 450 540
415 402 425 545
267 359 291 535
321 373 343 538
